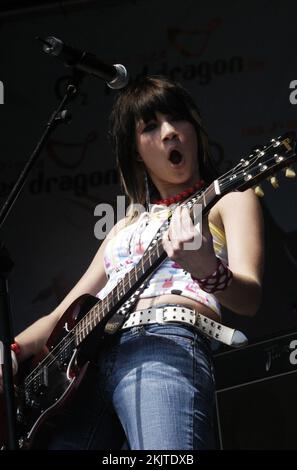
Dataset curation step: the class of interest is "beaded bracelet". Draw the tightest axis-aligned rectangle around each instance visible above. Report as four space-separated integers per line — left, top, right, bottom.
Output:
11 341 21 357
192 257 233 294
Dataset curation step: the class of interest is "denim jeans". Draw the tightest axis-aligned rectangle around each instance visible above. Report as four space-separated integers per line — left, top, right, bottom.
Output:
46 323 216 450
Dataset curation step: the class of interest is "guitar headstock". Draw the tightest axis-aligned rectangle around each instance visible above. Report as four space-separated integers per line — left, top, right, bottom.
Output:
218 131 297 196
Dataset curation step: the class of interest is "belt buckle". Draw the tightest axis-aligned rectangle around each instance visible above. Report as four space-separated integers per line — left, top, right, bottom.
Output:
155 307 166 324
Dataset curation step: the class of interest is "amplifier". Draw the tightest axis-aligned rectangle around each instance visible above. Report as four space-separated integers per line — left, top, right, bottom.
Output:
213 331 297 449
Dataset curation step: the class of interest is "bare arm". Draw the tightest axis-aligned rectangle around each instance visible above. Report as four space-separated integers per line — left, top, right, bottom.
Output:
15 218 127 362
214 189 264 316
163 189 264 316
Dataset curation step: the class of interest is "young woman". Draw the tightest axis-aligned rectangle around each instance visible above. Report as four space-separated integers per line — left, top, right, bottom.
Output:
1 76 264 450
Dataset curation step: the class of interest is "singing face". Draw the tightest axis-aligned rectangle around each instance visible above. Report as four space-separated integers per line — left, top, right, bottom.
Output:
135 112 200 196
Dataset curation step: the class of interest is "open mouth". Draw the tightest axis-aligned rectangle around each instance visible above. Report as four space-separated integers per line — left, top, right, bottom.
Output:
168 149 183 165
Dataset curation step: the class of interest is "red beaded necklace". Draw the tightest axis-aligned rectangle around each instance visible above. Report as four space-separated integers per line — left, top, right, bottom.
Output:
152 180 205 206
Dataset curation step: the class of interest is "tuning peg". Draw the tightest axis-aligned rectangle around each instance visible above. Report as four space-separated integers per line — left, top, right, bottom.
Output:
269 176 279 189
254 185 264 197
284 166 296 179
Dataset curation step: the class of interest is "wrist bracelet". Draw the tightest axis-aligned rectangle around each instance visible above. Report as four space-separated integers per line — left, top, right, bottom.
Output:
192 257 233 294
11 350 18 375
11 341 21 357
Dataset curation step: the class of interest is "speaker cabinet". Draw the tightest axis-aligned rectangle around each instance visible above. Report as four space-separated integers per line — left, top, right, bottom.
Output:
213 332 297 449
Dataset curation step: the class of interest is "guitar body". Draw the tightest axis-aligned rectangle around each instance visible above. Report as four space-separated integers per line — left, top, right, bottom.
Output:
0 294 103 450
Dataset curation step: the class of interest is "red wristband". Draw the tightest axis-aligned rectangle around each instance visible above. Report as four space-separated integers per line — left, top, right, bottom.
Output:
11 341 21 356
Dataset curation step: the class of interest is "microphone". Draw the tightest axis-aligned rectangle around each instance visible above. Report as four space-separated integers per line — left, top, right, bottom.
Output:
38 36 129 89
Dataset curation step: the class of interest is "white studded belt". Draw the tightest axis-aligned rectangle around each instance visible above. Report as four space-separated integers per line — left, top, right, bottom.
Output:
121 306 248 348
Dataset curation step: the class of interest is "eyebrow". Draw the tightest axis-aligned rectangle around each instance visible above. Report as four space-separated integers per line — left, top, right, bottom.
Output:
136 118 153 129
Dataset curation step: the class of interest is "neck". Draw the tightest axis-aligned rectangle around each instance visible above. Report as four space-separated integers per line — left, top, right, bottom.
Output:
152 178 205 206
157 176 202 199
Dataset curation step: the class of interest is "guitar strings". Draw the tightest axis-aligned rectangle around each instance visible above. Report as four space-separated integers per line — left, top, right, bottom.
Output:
23 142 287 388
22 149 276 387
22 151 274 388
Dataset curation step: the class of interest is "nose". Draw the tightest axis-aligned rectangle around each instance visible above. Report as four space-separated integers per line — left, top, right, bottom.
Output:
161 120 178 142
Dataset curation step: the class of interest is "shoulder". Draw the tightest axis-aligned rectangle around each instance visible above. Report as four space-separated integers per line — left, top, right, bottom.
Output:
209 189 263 228
88 216 130 272
215 189 264 265
209 189 264 270
218 188 261 208
102 216 130 247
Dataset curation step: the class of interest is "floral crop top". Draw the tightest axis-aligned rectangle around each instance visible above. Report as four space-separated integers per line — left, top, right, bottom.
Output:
96 205 228 317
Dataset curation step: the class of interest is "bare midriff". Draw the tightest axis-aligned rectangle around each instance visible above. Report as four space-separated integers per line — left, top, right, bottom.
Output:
135 294 220 322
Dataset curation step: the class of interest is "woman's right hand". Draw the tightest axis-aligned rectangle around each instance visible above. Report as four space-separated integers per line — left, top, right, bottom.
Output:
0 350 18 393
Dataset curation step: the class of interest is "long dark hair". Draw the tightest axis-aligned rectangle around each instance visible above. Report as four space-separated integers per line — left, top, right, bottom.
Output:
109 75 218 215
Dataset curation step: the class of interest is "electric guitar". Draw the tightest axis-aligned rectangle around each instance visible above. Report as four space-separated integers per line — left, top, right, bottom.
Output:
1 132 296 449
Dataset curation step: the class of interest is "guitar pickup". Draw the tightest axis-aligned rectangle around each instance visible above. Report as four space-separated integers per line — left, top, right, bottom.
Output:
42 366 49 388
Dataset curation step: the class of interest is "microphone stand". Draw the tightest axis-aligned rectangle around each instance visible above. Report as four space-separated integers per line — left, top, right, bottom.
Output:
0 70 84 449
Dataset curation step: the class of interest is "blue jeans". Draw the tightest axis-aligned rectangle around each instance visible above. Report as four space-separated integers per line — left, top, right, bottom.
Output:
46 323 216 450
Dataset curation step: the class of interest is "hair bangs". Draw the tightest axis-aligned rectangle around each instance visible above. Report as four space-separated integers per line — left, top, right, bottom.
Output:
129 83 194 126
